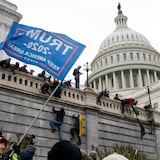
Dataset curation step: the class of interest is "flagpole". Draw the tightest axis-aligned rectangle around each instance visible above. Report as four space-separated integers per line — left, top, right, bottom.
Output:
9 83 61 156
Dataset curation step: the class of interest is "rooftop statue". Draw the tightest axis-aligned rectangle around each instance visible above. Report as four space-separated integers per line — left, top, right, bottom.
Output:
117 2 123 15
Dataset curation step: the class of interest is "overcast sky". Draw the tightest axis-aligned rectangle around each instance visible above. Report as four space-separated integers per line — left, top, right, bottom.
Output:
9 0 160 85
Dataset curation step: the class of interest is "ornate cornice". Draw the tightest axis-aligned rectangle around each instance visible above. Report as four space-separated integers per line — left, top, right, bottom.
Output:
0 3 22 22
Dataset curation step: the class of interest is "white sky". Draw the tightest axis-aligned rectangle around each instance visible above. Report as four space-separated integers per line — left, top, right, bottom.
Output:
9 0 160 85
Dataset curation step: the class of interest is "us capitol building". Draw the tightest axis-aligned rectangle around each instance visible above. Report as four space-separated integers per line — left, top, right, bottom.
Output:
88 4 160 111
1 1 160 160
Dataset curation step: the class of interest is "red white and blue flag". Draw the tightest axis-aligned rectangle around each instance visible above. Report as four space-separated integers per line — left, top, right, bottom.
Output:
0 22 86 80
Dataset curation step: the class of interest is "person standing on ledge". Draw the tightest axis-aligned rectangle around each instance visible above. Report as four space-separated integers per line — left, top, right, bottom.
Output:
73 65 82 89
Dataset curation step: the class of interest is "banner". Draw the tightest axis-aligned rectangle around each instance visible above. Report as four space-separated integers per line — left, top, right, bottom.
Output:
0 22 86 80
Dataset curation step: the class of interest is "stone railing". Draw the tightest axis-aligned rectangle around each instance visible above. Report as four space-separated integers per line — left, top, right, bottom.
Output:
96 96 149 122
0 67 41 93
0 67 159 124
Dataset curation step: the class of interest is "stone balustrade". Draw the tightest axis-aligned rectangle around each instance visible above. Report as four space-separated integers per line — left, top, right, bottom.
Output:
0 67 157 124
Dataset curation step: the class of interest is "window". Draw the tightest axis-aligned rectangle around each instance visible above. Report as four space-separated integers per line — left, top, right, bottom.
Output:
123 53 126 60
130 52 133 60
149 55 151 61
111 56 113 63
100 60 103 67
137 53 140 60
143 53 146 60
117 54 120 62
105 58 107 64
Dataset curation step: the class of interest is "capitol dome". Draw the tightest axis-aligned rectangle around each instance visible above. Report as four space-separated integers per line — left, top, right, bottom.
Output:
88 3 160 97
98 26 152 54
98 5 155 56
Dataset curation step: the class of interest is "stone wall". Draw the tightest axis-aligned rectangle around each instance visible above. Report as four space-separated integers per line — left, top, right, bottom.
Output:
0 67 160 160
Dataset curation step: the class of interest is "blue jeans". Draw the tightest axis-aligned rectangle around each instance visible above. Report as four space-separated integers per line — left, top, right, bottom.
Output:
75 76 80 88
50 120 63 140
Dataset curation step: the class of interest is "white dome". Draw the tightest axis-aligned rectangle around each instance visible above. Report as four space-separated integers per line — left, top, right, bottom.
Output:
99 27 152 53
98 9 153 54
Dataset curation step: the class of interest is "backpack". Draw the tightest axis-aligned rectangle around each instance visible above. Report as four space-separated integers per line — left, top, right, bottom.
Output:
73 69 76 76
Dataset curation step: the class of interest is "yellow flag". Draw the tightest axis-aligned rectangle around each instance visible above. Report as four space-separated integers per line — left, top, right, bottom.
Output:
79 114 84 136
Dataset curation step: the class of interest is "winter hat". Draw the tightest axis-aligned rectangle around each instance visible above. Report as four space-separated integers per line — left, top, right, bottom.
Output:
48 140 82 160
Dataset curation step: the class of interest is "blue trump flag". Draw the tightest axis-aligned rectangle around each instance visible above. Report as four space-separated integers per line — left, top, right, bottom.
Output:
0 22 86 81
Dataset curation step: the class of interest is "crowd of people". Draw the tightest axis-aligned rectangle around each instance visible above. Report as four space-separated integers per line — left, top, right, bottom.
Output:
0 58 90 94
96 90 139 115
0 58 74 98
0 58 35 75
96 89 110 104
0 108 100 160
0 58 82 90
0 130 36 160
38 70 69 98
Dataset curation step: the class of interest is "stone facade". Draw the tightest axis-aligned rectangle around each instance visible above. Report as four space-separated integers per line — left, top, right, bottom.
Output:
0 0 22 60
0 67 160 160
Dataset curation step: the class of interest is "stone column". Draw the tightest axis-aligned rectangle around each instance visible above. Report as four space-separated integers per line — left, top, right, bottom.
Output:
102 77 105 90
130 69 134 88
138 69 143 87
105 74 108 89
146 70 150 86
93 80 96 90
113 72 117 90
121 70 125 89
98 77 102 91
154 71 158 82
85 109 99 152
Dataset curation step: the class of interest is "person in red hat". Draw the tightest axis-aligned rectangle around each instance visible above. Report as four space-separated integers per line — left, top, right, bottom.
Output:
0 131 9 159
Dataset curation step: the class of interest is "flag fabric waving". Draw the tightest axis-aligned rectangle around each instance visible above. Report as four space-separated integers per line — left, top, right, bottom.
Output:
0 22 86 81
131 105 145 139
79 113 84 136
